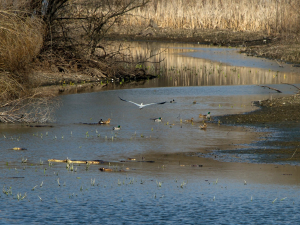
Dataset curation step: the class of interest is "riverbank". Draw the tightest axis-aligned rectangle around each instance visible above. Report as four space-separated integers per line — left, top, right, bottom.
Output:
107 28 300 65
30 27 300 94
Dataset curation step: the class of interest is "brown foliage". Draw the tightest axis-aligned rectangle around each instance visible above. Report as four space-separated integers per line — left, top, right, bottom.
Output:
0 10 44 73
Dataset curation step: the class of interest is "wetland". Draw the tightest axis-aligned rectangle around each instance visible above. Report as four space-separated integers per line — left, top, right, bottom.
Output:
1 42 300 224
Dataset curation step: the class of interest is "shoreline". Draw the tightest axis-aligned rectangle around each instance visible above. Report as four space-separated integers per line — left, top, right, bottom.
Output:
11 35 300 164
107 28 300 65
213 92 300 164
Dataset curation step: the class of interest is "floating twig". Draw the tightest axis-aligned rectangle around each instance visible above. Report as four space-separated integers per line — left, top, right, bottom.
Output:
275 59 283 67
288 148 298 160
259 85 282 93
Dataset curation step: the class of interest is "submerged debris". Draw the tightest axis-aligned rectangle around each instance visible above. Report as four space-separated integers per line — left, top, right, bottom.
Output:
9 147 27 151
48 159 105 164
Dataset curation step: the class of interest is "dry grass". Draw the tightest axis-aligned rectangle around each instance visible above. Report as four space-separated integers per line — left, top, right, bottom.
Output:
120 0 300 34
0 7 54 123
0 10 44 73
0 72 26 102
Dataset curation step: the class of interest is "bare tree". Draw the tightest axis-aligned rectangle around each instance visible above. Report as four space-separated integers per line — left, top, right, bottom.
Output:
0 0 153 123
27 0 150 56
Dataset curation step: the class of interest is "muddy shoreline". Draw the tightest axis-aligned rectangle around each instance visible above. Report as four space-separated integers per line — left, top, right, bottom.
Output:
212 92 300 164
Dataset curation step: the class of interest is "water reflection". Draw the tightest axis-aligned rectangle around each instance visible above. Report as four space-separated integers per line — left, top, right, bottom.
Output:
112 41 300 87
1 43 300 224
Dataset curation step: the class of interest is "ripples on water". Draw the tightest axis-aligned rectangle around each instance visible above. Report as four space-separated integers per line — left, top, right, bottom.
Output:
1 42 300 224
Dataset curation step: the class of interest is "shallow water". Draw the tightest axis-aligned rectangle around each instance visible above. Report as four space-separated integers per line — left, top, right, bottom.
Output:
1 42 300 224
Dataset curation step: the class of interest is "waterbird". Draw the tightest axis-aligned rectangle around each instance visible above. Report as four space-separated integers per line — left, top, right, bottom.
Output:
119 96 166 109
199 112 211 119
113 125 121 130
200 123 207 129
185 118 194 123
99 118 111 124
206 112 211 119
152 117 162 122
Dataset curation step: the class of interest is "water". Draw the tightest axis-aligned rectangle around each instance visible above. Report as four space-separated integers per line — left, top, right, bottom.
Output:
1 42 300 224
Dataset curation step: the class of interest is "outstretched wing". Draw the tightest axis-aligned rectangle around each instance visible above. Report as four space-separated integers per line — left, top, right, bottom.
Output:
143 101 166 107
119 96 141 107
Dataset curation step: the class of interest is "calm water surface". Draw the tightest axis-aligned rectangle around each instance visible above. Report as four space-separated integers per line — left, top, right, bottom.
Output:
1 42 300 224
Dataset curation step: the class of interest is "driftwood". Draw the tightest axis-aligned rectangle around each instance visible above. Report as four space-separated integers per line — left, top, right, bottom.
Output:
282 83 300 91
259 85 282 93
275 59 283 67
48 159 104 164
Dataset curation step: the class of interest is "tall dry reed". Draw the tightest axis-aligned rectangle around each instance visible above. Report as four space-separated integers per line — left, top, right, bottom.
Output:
0 10 44 73
121 0 300 34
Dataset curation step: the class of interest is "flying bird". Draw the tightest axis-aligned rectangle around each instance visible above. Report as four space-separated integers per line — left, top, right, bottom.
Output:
118 96 166 109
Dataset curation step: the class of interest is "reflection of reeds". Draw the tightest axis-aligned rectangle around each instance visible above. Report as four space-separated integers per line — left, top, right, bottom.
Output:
113 42 300 86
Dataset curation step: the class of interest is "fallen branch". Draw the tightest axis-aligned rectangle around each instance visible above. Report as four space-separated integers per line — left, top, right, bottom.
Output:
259 85 282 93
275 59 283 67
282 83 300 91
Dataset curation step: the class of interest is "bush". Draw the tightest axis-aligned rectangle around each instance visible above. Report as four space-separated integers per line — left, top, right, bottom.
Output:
0 10 44 74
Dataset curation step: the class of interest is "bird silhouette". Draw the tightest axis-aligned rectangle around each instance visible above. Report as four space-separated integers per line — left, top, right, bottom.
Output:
119 96 166 109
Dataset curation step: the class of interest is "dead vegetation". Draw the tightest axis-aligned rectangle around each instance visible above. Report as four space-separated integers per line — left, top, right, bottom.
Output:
0 0 154 123
107 0 300 63
117 0 300 34
0 8 53 123
1 0 300 123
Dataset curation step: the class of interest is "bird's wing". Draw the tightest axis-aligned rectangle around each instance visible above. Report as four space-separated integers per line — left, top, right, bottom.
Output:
143 101 166 107
119 96 141 107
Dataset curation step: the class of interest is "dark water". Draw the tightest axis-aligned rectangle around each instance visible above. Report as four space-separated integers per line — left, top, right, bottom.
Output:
1 43 300 224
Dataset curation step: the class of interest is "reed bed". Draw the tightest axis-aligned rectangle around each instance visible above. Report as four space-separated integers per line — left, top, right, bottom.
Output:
0 10 44 72
121 0 300 34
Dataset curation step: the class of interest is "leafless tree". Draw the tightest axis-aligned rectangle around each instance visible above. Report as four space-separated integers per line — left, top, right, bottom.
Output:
27 0 150 56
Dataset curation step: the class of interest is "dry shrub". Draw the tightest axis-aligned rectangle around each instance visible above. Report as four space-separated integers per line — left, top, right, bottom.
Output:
0 9 57 123
0 10 44 73
0 71 60 123
0 72 26 102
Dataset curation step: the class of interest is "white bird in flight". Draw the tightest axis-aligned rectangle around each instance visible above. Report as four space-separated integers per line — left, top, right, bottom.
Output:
119 96 166 109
